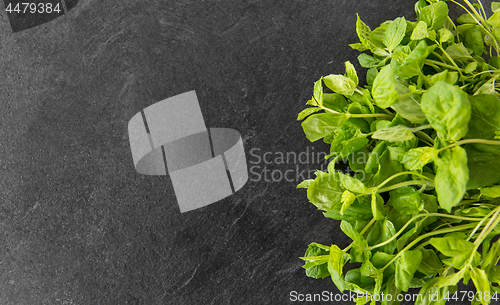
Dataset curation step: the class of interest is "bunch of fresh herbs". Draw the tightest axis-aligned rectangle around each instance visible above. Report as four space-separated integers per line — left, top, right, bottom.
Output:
297 1 500 304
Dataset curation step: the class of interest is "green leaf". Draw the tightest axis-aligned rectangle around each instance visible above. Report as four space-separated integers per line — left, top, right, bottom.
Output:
380 219 397 254
330 118 369 144
348 147 369 172
466 94 500 144
360 259 379 277
428 28 437 40
460 207 492 218
353 89 375 113
324 204 373 222
307 173 344 211
383 17 407 51
373 273 384 305
439 27 454 43
339 172 368 194
387 146 406 162
306 98 318 106
372 65 398 108
303 243 330 279
345 61 359 87
350 42 370 51
470 267 490 305
344 268 373 292
399 227 423 254
415 0 428 18
401 147 437 171
301 113 347 142
328 245 347 292
465 94 500 188
355 14 373 50
372 125 415 142
373 150 406 187
366 68 378 86
395 249 423 292
490 266 500 284
365 141 387 174
340 137 369 158
358 53 383 68
392 45 411 64
464 61 478 74
313 78 323 106
480 185 500 198
490 56 500 69
297 107 322 121
341 220 368 248
391 82 427 123
421 81 471 141
400 40 435 78
430 236 475 269
464 25 484 56
366 219 383 247
323 74 356 96
457 13 476 24
341 190 356 215
372 252 395 269
428 69 459 86
419 1 449 30
446 43 473 61
417 248 443 276
387 186 425 215
488 11 500 28
371 192 385 221
297 179 314 189
323 93 348 112
493 2 500 13
371 22 390 49
372 120 391 132
475 79 496 95
433 268 467 287
435 146 469 213
381 276 401 305
411 21 429 40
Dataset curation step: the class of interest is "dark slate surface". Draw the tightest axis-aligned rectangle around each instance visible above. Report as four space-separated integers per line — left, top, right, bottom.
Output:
0 1 491 304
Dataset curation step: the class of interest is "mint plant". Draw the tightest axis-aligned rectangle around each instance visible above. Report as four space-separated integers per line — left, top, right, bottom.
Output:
298 1 500 304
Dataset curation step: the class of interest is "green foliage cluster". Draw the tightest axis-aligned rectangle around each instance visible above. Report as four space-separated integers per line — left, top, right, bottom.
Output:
297 1 500 304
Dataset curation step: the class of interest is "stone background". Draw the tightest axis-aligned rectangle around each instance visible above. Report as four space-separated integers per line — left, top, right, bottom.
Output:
0 0 488 304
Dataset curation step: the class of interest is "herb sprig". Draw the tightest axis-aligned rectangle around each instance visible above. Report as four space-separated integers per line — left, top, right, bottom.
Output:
298 1 500 304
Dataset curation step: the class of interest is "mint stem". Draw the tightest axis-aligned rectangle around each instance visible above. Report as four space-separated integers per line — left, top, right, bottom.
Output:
438 138 500 152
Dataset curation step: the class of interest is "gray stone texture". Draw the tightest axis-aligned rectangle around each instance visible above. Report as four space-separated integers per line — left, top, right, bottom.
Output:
0 0 482 304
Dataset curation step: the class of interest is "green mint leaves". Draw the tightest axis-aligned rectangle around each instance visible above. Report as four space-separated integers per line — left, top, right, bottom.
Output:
297 1 500 304
421 81 471 142
383 17 407 52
